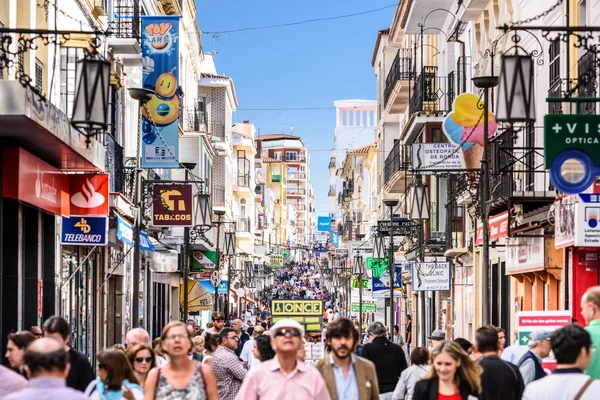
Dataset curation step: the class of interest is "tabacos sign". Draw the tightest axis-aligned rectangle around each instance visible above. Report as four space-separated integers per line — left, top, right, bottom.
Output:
152 183 193 227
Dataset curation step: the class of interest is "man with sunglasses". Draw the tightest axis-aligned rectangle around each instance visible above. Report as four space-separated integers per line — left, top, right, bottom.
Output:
212 328 247 400
236 319 331 399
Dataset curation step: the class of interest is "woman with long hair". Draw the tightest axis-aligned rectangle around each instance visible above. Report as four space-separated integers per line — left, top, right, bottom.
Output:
413 341 481 400
127 344 156 390
201 333 219 366
86 348 143 400
5 331 36 377
392 347 431 400
144 321 218 400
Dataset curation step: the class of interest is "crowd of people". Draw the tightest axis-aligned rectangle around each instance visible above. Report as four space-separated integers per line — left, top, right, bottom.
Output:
2 268 600 399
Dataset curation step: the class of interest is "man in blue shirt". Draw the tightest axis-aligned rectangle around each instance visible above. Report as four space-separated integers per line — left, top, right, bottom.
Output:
5 338 86 400
315 318 380 400
518 330 552 385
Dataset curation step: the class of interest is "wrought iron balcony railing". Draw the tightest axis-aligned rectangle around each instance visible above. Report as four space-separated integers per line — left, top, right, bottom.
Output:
181 105 208 132
384 48 414 106
384 141 411 184
108 4 140 40
233 169 251 188
409 66 453 114
236 217 251 232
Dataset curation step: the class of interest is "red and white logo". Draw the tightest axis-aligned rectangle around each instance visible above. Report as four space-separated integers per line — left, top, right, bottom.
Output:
70 174 109 216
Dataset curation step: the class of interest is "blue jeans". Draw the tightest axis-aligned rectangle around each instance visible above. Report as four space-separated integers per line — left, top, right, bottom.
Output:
406 344 411 356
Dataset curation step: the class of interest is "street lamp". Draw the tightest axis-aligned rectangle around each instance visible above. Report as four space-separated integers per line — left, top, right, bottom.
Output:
71 56 111 136
213 210 226 312
383 198 399 339
353 233 366 338
224 231 237 319
180 163 197 322
496 54 535 123
472 75 499 326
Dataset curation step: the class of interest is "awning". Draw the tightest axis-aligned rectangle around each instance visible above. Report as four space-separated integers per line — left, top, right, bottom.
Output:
180 278 212 312
116 215 155 251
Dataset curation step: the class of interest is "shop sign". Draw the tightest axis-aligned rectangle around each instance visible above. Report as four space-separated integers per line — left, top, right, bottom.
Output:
506 228 545 275
2 147 69 215
412 262 451 291
69 174 109 216
476 210 510 245
517 310 571 371
351 278 370 290
116 216 155 251
61 216 107 246
190 251 217 271
554 195 577 249
574 196 600 247
141 16 181 168
198 279 228 294
271 300 323 316
317 216 332 231
152 184 193 227
351 302 377 312
372 264 402 298
150 250 178 273
269 254 284 268
411 142 465 173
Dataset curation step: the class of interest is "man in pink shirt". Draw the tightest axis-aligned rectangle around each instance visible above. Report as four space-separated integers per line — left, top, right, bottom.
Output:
235 319 331 400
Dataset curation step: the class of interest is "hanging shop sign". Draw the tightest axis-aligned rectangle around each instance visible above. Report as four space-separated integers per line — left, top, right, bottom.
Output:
61 216 107 245
331 231 339 248
554 195 577 249
372 264 402 298
506 228 545 275
351 278 370 290
269 254 284 268
150 250 178 273
574 194 600 247
152 183 193 227
351 302 377 312
517 310 571 371
271 299 324 332
190 251 217 271
198 279 228 294
116 215 155 251
317 216 332 231
69 174 109 216
442 92 498 170
475 210 510 245
2 147 70 215
140 16 181 168
544 114 600 194
366 257 388 278
411 142 465 173
412 262 451 291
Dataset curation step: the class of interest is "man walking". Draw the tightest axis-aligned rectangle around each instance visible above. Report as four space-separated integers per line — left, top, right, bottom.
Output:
202 312 226 337
523 324 600 399
232 319 250 357
240 325 264 369
314 318 379 400
475 325 524 400
580 285 600 379
405 315 412 356
360 322 407 399
212 328 247 400
236 319 331 399
518 330 551 385
4 338 86 400
43 316 94 392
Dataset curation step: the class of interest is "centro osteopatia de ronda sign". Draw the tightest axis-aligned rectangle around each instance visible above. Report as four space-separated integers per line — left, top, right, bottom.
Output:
544 114 600 194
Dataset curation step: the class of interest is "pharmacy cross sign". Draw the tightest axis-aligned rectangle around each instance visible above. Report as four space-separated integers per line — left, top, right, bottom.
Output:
544 114 600 194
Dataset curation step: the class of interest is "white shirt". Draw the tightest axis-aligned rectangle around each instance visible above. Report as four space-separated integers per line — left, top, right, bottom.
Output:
523 371 600 400
240 338 255 363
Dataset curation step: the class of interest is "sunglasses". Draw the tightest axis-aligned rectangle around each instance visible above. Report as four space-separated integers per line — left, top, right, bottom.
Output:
274 328 301 338
135 357 153 363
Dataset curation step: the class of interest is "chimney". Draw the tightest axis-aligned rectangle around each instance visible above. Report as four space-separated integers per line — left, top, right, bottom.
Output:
243 120 250 124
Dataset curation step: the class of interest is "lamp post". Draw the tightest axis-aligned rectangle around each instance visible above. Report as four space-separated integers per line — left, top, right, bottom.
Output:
383 199 399 339
353 233 365 338
472 75 499 326
213 210 226 311
128 87 155 329
180 163 197 322
224 231 237 320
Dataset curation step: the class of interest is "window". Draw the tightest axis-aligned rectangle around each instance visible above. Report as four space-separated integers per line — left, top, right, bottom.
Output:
204 155 212 194
35 58 43 93
548 39 561 114
285 151 297 161
60 47 84 115
274 152 282 160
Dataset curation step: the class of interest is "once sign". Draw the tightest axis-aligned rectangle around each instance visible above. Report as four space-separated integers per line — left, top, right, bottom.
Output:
271 300 323 316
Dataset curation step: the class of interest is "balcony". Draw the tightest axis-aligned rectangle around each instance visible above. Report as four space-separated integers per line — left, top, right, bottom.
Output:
272 217 286 226
384 49 414 114
181 105 208 132
287 172 306 180
212 185 225 207
403 66 452 143
297 204 306 211
287 188 306 196
383 141 411 194
106 4 141 62
235 217 251 233
271 174 282 183
488 124 555 215
328 185 336 197
329 157 336 168
233 169 251 191
207 122 226 141
577 51 597 115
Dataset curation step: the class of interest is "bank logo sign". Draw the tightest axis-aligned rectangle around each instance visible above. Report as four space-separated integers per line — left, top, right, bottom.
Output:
61 216 107 246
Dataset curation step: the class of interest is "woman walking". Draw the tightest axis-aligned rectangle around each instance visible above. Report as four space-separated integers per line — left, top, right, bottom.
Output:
86 348 143 400
392 347 431 400
413 341 481 400
144 321 218 400
127 344 156 390
5 331 36 377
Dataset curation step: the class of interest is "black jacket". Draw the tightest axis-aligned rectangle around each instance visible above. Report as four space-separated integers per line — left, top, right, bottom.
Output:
479 355 524 400
66 348 95 392
413 378 479 400
360 336 408 394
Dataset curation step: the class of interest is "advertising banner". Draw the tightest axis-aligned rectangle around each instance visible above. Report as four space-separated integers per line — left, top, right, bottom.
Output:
116 215 155 251
575 199 600 247
152 183 193 227
317 216 332 231
198 279 228 294
61 216 107 246
506 228 545 275
331 231 339 247
517 310 571 371
190 251 217 271
475 210 510 245
69 174 109 216
141 16 181 168
351 302 377 312
372 264 402 298
411 142 465 173
412 262 451 291
554 195 577 249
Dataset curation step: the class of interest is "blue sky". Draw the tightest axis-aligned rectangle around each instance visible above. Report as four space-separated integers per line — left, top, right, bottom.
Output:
196 1 396 216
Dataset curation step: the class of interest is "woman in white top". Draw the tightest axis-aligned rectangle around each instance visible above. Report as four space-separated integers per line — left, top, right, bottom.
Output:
201 333 219 366
392 346 431 400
